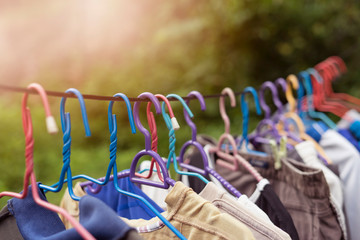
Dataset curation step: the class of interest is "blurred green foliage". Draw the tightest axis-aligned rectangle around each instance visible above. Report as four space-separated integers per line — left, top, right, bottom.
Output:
1 0 360 206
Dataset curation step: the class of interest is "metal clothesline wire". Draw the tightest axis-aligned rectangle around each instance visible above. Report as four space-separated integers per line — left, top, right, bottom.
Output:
0 84 247 102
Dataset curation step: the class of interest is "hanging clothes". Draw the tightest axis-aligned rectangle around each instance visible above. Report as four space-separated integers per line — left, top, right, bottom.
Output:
0 184 142 240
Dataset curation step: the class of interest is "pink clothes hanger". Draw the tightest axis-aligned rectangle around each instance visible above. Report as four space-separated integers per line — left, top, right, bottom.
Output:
135 94 178 181
209 87 263 182
0 83 95 240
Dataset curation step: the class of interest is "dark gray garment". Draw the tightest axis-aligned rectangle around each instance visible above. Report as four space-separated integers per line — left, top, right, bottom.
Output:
0 205 24 240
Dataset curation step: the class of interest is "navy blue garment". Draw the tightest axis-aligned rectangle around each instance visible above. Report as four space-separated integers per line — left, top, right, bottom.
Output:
306 121 329 142
8 184 140 240
85 175 164 220
338 128 360 152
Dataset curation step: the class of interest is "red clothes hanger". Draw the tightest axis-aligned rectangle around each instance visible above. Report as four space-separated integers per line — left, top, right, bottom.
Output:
135 94 177 181
316 57 360 110
306 67 348 117
0 83 95 240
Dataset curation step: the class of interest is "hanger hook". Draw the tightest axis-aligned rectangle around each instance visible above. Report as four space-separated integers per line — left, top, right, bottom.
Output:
20 83 58 197
184 91 206 141
146 94 176 155
60 88 91 137
327 56 347 75
219 87 236 134
164 93 193 129
108 93 136 134
307 68 323 83
275 78 287 93
22 83 58 135
133 92 161 151
240 86 261 143
259 81 282 119
149 94 179 130
285 74 299 113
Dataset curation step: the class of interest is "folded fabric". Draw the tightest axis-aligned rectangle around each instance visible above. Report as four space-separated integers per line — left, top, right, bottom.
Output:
1 183 142 240
123 181 255 240
199 182 291 240
84 172 164 220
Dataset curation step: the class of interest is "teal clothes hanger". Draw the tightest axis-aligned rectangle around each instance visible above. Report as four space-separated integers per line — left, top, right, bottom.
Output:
298 71 337 129
238 86 267 156
162 94 209 184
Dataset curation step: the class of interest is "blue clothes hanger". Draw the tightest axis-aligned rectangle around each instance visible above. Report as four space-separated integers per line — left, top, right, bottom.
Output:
298 71 337 129
82 92 186 239
161 93 209 184
238 86 268 156
296 78 311 122
40 88 92 200
72 93 137 194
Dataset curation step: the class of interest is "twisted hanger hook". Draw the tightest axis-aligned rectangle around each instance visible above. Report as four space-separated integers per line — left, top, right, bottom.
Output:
184 91 206 141
219 87 236 134
259 81 283 119
60 88 91 136
108 93 136 134
22 83 58 135
286 74 299 113
133 92 161 151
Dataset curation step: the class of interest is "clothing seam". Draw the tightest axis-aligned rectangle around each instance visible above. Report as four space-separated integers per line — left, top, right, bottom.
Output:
172 214 231 240
212 200 286 240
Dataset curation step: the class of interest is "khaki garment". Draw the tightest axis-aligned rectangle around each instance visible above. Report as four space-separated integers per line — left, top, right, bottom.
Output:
123 181 255 240
216 154 345 240
59 182 87 229
199 182 291 240
60 182 254 240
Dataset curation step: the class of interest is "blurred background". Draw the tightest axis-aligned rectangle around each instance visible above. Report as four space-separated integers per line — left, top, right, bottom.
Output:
1 0 360 205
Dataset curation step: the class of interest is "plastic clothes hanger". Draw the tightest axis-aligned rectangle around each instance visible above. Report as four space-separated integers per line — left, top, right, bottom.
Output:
175 91 242 197
317 56 360 108
251 81 282 144
296 76 316 126
238 86 268 156
155 93 210 184
40 89 92 201
0 83 95 240
274 78 287 118
82 92 186 239
321 60 360 110
209 88 264 182
270 78 303 146
286 74 299 113
306 67 348 117
281 76 332 164
78 93 136 194
128 92 186 240
135 94 179 181
298 71 337 129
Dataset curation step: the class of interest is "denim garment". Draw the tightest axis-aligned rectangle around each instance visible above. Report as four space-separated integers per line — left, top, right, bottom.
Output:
86 174 164 220
7 184 141 240
338 128 360 152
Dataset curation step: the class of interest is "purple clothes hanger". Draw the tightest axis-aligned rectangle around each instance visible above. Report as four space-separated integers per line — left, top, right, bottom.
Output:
177 91 242 197
80 93 175 189
130 92 176 188
251 81 282 144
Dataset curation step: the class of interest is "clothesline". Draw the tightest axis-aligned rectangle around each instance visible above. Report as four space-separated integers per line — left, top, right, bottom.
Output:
0 84 248 102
